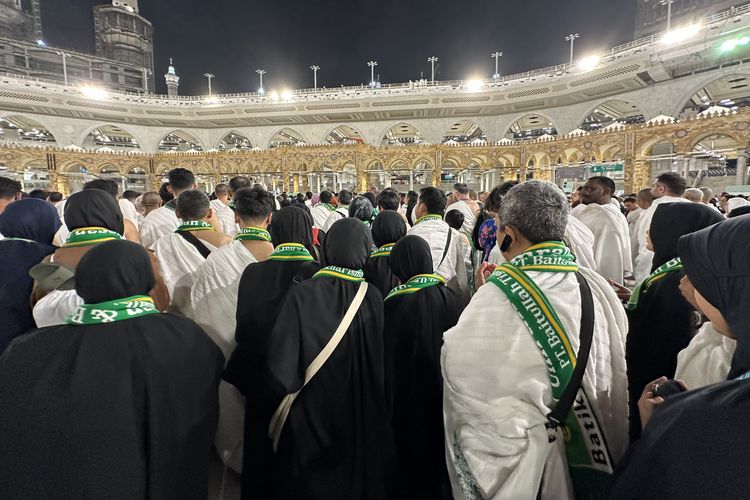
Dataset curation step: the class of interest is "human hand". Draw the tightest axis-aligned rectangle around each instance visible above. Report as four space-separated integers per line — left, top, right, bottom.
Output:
638 376 680 430
608 280 631 302
475 262 497 288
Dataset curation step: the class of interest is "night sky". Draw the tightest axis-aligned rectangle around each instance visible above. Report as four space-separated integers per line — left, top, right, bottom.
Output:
40 0 636 96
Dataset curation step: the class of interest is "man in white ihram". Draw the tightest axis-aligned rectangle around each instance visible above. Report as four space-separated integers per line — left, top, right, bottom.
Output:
210 183 238 236
322 189 352 232
445 182 478 236
633 172 689 282
139 167 196 249
442 180 628 500
574 176 632 284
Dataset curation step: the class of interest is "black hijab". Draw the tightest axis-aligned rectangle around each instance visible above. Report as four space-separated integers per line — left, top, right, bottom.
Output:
371 210 407 247
76 240 155 303
269 206 315 256
64 189 124 234
390 235 434 282
0 199 61 353
321 217 372 269
650 202 723 270
680 215 750 379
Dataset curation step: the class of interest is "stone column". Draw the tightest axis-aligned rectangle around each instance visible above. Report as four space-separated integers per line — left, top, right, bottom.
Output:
680 155 690 179
736 150 748 186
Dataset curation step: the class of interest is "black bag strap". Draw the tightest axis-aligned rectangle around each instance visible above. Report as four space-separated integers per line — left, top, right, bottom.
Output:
546 271 595 434
176 231 212 259
438 227 453 269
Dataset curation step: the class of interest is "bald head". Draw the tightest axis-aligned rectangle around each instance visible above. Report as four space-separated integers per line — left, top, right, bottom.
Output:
699 187 714 204
141 191 162 215
636 188 654 210
684 188 703 203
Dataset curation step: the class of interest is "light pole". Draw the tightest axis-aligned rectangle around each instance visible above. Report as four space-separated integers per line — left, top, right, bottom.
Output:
256 69 266 94
310 65 320 90
56 51 69 85
427 56 438 83
660 0 675 31
203 73 215 96
565 33 580 65
367 60 378 86
491 51 503 79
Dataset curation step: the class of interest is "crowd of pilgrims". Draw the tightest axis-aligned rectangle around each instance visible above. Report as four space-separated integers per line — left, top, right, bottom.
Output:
0 166 748 500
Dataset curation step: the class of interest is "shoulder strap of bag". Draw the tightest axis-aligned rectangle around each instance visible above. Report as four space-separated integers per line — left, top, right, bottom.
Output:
269 281 369 451
438 226 453 269
546 271 595 431
176 230 212 259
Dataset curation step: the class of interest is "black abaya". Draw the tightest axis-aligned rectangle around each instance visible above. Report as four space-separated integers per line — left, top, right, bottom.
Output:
625 203 723 440
364 211 407 297
266 218 395 500
384 235 464 499
224 206 320 500
0 241 223 500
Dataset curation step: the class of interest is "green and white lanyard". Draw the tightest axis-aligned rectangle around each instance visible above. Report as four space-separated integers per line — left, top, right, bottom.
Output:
269 243 314 262
626 257 683 311
235 227 272 242
415 214 443 225
64 227 123 248
370 243 395 258
313 266 365 282
321 203 336 212
175 220 214 232
480 242 613 499
66 295 159 325
385 273 445 301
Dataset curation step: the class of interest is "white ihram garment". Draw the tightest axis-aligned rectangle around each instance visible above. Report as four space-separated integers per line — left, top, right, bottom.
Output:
627 208 644 268
210 199 238 236
33 289 83 328
442 267 628 500
408 218 468 297
574 202 632 283
322 207 349 233
634 197 689 282
310 203 335 229
446 199 476 236
139 206 179 249
675 322 736 388
152 233 217 315
189 240 259 473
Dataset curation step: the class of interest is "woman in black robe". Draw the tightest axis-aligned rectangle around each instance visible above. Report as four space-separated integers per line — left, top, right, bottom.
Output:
266 217 395 500
0 240 223 500
224 206 320 500
611 215 750 499
363 210 407 297
383 235 464 499
0 198 60 352
624 202 723 441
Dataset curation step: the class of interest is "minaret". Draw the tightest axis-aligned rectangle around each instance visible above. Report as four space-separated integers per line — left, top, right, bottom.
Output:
165 59 179 97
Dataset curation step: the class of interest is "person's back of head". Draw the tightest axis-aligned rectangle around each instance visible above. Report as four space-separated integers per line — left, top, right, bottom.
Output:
141 191 162 214
159 182 173 203
407 190 418 204
83 179 119 199
499 180 568 245
338 189 353 206
168 168 196 195
233 187 274 226
0 177 22 202
453 183 470 197
418 187 447 216
214 183 229 199
175 190 210 221
122 190 140 202
228 176 251 195
47 191 63 204
636 188 654 209
469 189 478 201
349 196 374 223
445 210 465 231
28 188 49 200
362 191 377 209
377 188 400 211
654 172 687 198
699 187 714 204
684 188 704 203
305 191 313 200
319 191 333 204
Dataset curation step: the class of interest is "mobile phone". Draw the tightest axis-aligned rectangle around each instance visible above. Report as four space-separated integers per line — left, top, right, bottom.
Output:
652 379 686 399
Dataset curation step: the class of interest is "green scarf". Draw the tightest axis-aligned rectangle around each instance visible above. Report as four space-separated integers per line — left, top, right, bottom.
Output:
505 241 579 273
626 257 683 311
235 227 272 242
385 274 445 301
415 214 443 225
313 266 364 282
370 243 395 258
64 227 123 248
322 203 336 212
66 295 159 325
269 243 314 262
176 220 214 232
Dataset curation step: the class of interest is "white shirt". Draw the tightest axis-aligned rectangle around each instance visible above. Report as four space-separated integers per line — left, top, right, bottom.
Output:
139 205 180 249
322 206 349 233
311 203 335 229
675 322 736 389
442 267 628 500
408 216 468 297
210 199 238 236
574 201 632 283
634 196 689 282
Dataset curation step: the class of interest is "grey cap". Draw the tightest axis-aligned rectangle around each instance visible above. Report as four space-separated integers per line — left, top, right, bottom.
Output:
29 263 75 292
